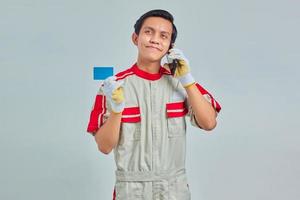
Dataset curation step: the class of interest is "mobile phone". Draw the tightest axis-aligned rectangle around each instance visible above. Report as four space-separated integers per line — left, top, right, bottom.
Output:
170 59 179 76
168 43 179 76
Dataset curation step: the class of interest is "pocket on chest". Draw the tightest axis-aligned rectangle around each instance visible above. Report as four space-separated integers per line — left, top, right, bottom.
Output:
120 106 141 143
166 102 187 137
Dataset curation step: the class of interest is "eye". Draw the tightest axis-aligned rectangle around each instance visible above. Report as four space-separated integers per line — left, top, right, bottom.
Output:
161 34 168 39
145 30 151 34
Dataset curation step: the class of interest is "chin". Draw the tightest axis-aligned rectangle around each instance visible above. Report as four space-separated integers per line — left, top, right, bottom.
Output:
142 54 162 63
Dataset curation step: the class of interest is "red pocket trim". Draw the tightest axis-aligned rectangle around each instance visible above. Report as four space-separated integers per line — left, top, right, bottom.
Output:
122 106 140 115
166 102 185 110
121 106 141 123
166 102 188 118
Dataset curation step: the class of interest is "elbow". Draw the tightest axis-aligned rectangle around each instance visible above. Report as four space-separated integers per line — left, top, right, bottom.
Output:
200 118 217 131
205 120 217 131
98 144 113 155
95 138 113 155
195 109 218 131
94 131 114 155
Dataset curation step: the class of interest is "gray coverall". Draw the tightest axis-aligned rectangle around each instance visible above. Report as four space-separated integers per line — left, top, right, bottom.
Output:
87 63 221 200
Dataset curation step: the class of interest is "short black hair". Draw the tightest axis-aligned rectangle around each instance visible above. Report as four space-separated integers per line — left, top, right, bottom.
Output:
134 9 177 49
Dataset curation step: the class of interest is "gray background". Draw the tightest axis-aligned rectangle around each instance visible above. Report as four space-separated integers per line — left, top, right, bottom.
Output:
1 0 299 199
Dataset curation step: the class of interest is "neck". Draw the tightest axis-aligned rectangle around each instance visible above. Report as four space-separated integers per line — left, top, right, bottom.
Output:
136 57 161 74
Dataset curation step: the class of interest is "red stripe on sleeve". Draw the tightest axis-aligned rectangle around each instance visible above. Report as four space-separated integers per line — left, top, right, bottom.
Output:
195 83 221 113
86 95 106 133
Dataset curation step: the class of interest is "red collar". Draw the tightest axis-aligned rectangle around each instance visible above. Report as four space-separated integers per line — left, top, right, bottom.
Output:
131 63 171 81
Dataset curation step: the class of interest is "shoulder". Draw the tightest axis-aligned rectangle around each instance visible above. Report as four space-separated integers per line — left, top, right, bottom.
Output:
115 66 135 81
96 66 135 94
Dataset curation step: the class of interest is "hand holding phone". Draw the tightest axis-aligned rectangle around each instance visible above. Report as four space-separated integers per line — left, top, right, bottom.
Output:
165 48 195 88
167 47 188 76
167 43 179 75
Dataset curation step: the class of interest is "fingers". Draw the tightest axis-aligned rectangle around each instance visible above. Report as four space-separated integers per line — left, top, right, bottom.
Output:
164 60 186 69
115 80 124 90
103 76 124 91
167 48 188 64
168 48 184 57
111 87 124 103
103 76 116 85
178 59 187 66
168 53 185 60
102 76 125 111
168 48 182 54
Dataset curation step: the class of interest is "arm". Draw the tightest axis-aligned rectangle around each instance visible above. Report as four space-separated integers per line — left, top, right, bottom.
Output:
94 112 122 154
185 84 217 131
165 48 221 131
87 76 125 154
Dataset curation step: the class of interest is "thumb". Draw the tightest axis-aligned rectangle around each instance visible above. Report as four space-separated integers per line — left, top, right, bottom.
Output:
115 80 124 89
163 63 171 71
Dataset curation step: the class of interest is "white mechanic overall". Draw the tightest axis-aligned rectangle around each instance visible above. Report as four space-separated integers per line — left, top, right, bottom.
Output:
87 63 221 200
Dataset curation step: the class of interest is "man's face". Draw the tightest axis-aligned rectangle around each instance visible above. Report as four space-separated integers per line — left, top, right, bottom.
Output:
132 17 173 63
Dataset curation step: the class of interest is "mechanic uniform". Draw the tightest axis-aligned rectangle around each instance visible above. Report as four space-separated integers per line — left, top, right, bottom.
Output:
87 63 221 200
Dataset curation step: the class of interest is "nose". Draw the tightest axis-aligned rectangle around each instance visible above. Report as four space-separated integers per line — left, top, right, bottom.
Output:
149 33 160 45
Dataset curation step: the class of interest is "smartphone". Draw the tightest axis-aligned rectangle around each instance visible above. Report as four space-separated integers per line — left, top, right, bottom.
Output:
167 43 179 76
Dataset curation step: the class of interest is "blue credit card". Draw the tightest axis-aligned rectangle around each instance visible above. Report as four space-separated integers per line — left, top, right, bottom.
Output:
93 66 114 80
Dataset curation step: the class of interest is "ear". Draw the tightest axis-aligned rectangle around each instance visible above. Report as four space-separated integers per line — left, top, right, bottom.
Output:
131 32 138 46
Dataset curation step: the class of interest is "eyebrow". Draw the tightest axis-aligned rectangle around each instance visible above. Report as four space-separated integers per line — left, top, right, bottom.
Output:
143 26 171 35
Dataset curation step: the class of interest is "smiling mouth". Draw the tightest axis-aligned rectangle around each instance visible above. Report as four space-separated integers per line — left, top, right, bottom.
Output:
146 46 162 51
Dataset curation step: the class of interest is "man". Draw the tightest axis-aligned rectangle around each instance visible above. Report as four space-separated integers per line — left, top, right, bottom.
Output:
87 9 221 200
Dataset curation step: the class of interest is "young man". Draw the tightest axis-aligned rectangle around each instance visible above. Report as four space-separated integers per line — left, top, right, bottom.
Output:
87 9 221 200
